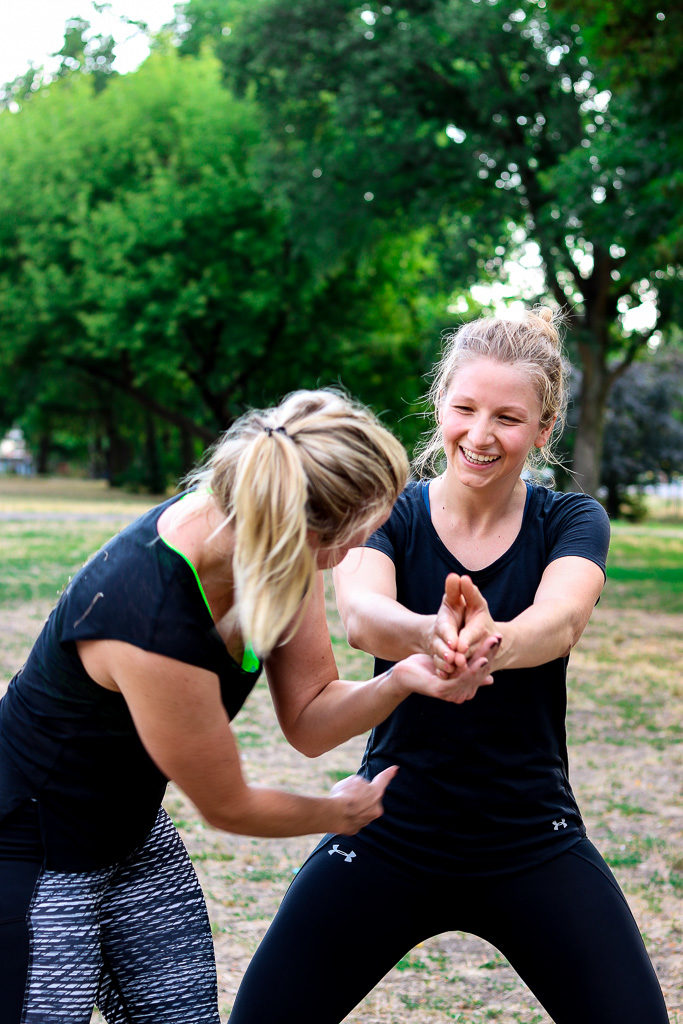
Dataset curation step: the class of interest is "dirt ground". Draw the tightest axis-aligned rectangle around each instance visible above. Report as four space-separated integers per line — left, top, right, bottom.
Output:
2 591 681 1023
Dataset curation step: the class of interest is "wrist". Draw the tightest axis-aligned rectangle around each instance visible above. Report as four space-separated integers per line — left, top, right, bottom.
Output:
377 663 409 703
419 614 437 656
489 623 508 671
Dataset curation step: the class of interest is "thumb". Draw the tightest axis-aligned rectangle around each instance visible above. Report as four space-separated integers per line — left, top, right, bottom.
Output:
460 574 487 611
444 573 461 610
369 765 399 798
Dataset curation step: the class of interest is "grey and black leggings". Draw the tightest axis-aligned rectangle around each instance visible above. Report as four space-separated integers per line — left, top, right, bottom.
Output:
229 835 670 1024
0 807 220 1024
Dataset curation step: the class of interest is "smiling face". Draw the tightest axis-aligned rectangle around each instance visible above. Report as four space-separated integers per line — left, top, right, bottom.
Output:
439 357 555 489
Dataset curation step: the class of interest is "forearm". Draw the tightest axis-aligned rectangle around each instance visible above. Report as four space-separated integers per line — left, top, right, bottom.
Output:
205 785 339 837
343 592 434 662
281 668 407 757
491 599 590 671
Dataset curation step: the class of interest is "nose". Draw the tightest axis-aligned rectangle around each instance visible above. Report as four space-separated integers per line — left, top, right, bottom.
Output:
466 413 493 448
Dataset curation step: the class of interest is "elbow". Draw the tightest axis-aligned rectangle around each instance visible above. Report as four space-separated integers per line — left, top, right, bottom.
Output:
342 609 365 651
285 727 329 760
202 806 235 832
196 785 253 835
562 617 587 658
202 799 251 835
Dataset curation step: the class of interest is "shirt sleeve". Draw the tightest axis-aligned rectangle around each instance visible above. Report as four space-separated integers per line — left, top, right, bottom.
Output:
363 484 418 565
544 492 611 576
363 518 397 562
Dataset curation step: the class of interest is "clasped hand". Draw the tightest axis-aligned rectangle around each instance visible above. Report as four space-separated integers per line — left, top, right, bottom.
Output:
427 573 501 703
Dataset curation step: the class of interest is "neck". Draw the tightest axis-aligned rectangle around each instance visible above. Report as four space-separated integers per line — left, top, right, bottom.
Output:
431 472 527 530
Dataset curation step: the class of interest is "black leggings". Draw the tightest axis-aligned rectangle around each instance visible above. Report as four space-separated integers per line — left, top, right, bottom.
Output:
229 836 669 1024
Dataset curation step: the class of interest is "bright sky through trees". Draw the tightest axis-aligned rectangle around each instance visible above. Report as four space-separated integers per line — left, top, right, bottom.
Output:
0 0 177 83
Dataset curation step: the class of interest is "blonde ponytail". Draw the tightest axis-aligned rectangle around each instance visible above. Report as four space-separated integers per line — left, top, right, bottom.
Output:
231 428 313 659
186 390 409 659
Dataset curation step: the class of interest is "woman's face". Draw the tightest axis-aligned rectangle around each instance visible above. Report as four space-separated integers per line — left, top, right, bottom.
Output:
439 357 554 489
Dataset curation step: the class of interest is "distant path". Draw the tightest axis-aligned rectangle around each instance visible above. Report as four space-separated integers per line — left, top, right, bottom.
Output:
0 512 139 522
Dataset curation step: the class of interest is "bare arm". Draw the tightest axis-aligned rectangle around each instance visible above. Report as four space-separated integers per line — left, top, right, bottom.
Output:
266 572 498 758
333 548 498 684
333 548 435 661
77 639 395 838
454 556 606 672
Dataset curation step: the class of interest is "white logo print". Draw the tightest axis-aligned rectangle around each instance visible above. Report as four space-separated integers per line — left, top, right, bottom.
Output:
328 843 356 863
552 819 567 830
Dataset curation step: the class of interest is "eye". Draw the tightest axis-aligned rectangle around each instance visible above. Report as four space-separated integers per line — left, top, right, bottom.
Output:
499 414 521 424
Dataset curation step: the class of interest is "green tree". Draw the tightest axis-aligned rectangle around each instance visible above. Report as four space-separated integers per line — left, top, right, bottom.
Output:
177 0 681 493
0 46 435 486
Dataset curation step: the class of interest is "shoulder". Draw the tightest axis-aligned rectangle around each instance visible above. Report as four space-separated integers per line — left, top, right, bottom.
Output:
530 484 609 528
60 499 185 646
365 480 426 551
527 485 610 569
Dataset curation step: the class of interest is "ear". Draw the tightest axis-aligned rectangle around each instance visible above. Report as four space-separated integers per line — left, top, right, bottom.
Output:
534 414 557 449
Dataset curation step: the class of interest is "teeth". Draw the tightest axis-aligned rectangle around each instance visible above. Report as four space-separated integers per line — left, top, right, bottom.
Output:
461 447 499 464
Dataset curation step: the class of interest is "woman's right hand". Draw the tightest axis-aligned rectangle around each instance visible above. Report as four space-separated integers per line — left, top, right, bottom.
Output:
392 650 496 704
328 766 398 835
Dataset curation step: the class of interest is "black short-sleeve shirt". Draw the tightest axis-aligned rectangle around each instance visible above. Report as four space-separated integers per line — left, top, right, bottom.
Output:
0 493 261 871
354 480 610 876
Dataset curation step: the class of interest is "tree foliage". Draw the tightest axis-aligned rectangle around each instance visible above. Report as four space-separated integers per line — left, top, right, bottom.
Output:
174 0 682 494
0 46 435 487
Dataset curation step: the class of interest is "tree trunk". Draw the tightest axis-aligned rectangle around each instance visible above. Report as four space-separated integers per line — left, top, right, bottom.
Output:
143 413 165 495
569 249 615 497
570 344 612 496
36 432 50 475
605 480 622 519
103 413 132 488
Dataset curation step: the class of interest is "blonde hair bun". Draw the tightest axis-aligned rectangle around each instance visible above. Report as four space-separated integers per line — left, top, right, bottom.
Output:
528 305 563 349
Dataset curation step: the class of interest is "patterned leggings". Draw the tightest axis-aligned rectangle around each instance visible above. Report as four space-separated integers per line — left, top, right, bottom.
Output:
0 808 220 1024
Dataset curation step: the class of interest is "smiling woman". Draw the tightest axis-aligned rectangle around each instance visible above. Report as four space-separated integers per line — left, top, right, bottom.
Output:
228 310 670 1024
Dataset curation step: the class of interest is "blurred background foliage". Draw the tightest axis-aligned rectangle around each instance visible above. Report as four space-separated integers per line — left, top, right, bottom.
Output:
0 0 680 500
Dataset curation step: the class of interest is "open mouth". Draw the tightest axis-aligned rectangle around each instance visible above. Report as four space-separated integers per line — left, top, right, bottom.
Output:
460 446 501 466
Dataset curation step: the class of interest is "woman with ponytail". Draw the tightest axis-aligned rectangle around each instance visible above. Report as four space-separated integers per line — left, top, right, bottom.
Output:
0 389 488 1023
229 311 670 1024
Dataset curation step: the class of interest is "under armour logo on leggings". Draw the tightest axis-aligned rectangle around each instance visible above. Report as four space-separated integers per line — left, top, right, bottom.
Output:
553 819 567 830
328 843 356 863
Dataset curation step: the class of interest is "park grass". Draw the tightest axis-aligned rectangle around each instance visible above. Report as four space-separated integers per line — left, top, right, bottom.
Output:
1 479 680 1024
0 477 165 608
605 522 683 614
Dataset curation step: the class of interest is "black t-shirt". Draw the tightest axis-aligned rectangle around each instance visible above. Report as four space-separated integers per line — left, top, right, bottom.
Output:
0 493 261 871
354 480 610 876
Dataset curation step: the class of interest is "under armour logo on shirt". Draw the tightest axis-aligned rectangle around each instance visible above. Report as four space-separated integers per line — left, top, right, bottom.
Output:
553 819 567 830
328 843 356 863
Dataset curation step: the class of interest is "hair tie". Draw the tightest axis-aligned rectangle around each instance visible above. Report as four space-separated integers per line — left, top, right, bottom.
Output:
264 424 288 438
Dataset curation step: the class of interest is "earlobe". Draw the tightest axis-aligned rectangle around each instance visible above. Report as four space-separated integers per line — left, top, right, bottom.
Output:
535 415 556 448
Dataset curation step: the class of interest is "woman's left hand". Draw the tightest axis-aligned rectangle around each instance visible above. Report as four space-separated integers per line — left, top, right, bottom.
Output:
392 650 496 705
